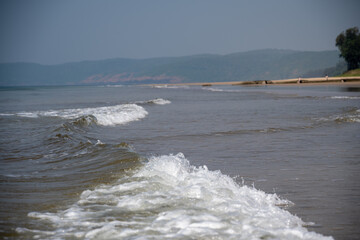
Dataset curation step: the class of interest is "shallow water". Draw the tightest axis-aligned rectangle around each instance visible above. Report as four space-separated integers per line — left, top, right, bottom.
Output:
0 85 359 239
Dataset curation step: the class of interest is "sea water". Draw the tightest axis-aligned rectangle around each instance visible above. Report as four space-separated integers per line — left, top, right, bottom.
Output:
0 85 359 239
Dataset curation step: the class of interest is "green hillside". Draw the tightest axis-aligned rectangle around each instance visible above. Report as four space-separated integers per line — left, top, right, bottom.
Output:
0 49 343 86
337 68 360 77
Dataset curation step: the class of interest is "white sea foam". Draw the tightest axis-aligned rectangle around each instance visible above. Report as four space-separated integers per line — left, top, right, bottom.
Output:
0 113 15 117
14 104 148 126
316 109 360 123
202 87 242 93
153 85 189 89
16 112 39 118
8 99 171 125
106 84 123 88
202 87 226 92
148 98 171 105
23 153 332 240
136 98 171 105
330 96 360 100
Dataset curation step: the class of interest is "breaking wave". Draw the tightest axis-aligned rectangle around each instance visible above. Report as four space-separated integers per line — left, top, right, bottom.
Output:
21 153 332 240
316 109 360 123
12 104 148 126
136 98 171 105
1 98 172 126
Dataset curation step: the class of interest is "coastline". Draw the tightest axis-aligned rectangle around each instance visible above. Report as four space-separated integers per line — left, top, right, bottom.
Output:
145 76 360 87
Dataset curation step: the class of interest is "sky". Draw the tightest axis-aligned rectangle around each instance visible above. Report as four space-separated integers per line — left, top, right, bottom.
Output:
0 0 359 65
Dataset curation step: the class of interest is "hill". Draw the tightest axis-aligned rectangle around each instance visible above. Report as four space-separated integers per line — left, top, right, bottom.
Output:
0 49 344 86
337 68 360 77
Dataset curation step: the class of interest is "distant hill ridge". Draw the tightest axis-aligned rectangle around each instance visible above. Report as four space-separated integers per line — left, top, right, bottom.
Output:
0 49 345 86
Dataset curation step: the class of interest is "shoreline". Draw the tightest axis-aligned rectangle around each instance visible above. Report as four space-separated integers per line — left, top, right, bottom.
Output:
145 76 360 87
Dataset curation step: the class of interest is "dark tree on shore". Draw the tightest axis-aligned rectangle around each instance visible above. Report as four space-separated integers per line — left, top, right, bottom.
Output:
335 27 360 70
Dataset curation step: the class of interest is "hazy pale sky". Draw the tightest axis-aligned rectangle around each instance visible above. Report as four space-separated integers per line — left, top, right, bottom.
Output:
1 0 359 65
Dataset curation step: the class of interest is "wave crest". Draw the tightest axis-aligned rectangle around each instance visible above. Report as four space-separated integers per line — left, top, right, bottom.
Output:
11 104 148 126
153 85 189 89
202 87 242 93
136 98 171 105
70 115 98 126
316 109 360 123
23 153 332 240
330 96 360 100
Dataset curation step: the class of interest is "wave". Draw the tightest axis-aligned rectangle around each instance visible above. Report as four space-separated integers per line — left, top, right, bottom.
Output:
202 87 242 93
105 85 123 88
330 96 360 100
8 104 148 126
21 153 332 240
69 115 98 127
136 98 171 105
153 85 190 89
202 87 225 92
316 109 360 123
0 113 15 116
2 98 171 125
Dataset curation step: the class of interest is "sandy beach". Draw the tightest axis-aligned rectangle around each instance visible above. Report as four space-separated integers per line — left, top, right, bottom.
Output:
147 76 360 87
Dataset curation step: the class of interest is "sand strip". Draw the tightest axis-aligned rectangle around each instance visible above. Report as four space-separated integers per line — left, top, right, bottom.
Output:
145 77 360 87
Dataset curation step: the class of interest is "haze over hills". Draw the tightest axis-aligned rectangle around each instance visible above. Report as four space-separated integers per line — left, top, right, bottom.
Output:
0 49 345 86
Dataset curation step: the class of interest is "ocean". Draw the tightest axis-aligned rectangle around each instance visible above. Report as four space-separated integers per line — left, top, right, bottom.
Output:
0 84 359 240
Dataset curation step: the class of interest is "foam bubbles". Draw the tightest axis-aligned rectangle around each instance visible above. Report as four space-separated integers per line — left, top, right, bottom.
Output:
23 153 333 240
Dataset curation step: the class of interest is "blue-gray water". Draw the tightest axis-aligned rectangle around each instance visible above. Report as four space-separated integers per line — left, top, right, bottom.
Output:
0 85 359 240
